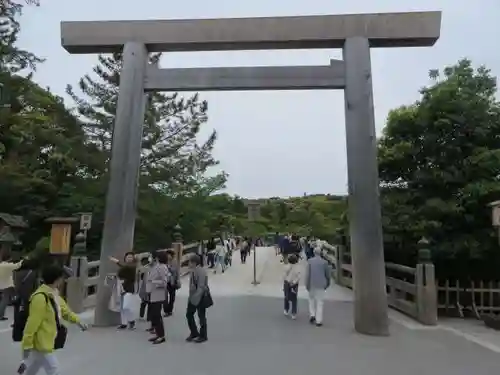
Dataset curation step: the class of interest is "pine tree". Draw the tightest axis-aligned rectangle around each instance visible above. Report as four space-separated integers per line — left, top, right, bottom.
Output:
0 0 43 73
66 53 225 193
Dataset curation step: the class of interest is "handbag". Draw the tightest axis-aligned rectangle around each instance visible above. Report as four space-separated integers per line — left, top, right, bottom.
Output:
200 287 213 309
194 273 213 309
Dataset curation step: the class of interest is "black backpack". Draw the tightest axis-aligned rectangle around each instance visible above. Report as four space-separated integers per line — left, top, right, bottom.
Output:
12 292 67 350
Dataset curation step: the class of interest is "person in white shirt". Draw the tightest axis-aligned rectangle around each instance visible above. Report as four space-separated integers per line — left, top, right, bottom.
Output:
0 254 23 321
214 241 227 274
283 254 301 319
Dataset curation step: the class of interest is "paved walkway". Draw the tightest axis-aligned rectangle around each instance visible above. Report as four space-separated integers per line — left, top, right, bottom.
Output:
1 248 500 374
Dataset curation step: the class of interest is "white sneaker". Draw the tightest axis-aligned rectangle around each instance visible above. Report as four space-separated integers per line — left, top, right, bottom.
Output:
284 310 289 316
291 315 297 320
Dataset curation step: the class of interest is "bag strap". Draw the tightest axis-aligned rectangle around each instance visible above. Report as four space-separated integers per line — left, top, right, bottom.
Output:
32 292 62 328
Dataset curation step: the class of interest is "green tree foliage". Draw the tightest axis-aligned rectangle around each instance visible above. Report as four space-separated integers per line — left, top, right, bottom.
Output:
64 53 228 252
0 0 43 73
65 53 223 189
0 3 228 256
202 193 346 241
378 59 500 279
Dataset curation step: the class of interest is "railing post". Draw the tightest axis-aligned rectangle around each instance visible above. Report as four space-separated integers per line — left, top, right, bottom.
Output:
336 245 344 286
66 255 88 313
415 238 438 325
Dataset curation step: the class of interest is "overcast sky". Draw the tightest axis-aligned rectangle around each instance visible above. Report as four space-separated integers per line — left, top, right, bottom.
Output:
18 0 500 199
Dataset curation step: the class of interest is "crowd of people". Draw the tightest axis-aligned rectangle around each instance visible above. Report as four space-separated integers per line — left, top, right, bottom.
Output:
0 239 222 374
0 233 333 374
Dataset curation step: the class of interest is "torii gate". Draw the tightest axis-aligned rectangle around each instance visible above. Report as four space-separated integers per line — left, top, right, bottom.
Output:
60 11 441 335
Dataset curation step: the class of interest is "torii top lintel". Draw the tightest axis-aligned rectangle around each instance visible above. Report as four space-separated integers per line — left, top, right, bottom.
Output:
60 11 441 54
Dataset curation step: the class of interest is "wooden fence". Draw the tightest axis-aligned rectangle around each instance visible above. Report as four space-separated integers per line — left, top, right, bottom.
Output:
66 241 203 313
320 242 438 325
437 279 500 318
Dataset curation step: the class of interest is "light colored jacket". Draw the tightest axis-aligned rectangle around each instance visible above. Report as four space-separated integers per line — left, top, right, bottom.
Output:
305 255 331 291
0 260 22 289
146 262 169 302
188 266 208 306
283 264 301 285
216 244 226 257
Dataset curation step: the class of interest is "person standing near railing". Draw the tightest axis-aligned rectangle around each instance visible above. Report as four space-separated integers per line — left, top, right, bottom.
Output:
108 252 137 330
0 253 24 321
139 255 153 328
163 250 179 317
145 251 169 344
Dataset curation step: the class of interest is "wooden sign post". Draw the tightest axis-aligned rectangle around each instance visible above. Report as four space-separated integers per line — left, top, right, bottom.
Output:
45 217 79 255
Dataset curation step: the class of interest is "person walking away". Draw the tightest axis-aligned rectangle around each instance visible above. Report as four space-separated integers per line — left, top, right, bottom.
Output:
0 254 23 321
305 247 331 326
146 251 169 344
283 254 301 320
224 238 232 268
20 264 87 375
206 238 216 269
240 238 248 264
186 254 210 343
108 252 137 330
290 234 301 259
214 241 226 274
163 250 180 316
304 236 314 260
274 232 281 256
282 235 292 264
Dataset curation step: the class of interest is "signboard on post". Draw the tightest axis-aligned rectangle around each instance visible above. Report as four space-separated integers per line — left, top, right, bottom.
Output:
49 224 72 254
79 213 92 231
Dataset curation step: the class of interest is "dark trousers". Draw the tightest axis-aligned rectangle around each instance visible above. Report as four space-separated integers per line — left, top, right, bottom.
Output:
240 250 247 264
284 281 298 315
139 300 150 320
163 285 176 314
186 302 207 339
149 301 165 337
207 253 215 268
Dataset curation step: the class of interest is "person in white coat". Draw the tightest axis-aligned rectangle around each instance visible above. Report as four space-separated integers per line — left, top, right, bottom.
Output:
304 247 331 326
0 254 23 321
214 241 227 274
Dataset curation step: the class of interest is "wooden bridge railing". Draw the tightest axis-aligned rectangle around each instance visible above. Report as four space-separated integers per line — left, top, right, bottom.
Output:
66 241 204 313
320 241 437 325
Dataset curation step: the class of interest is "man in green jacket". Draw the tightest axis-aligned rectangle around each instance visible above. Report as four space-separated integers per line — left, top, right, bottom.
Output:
21 265 87 375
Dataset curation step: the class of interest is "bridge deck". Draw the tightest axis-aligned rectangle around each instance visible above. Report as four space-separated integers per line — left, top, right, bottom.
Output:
2 247 499 374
